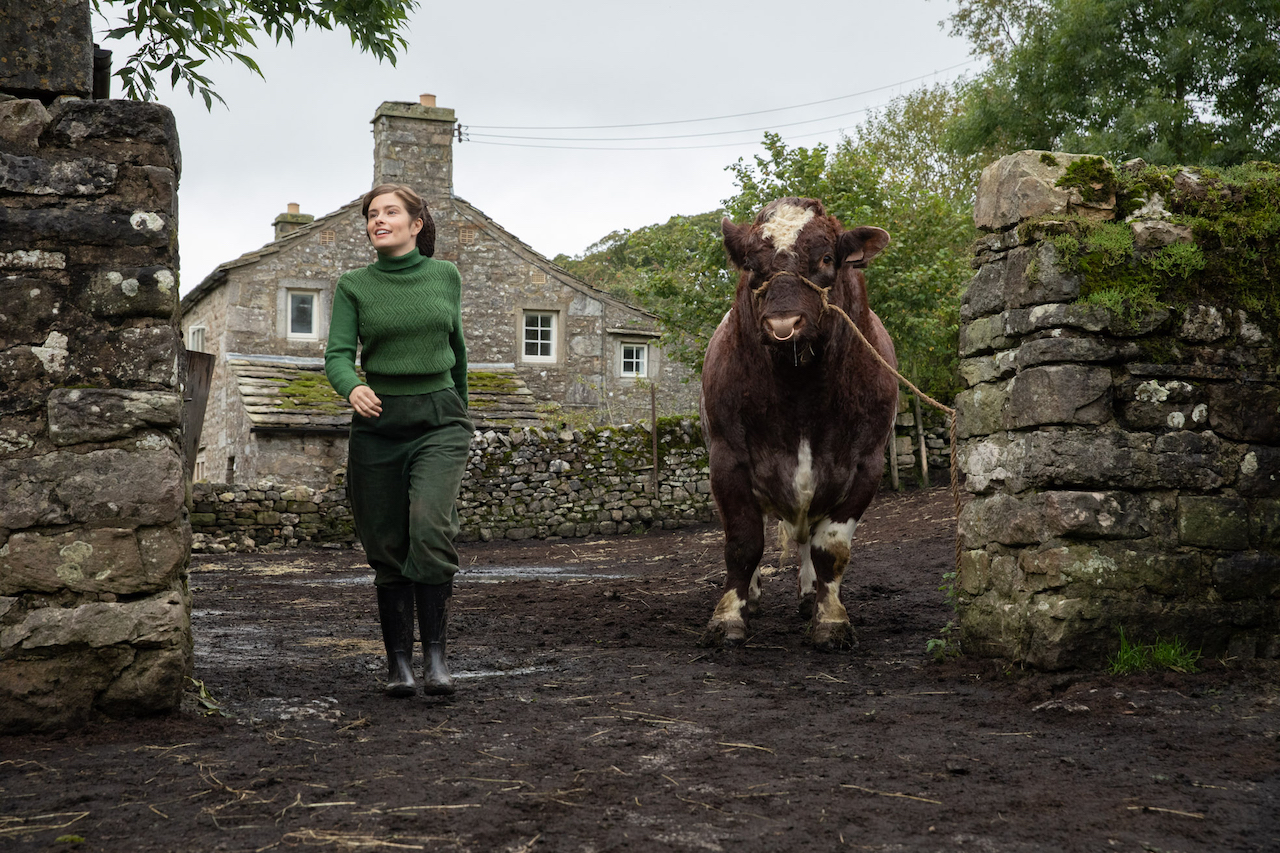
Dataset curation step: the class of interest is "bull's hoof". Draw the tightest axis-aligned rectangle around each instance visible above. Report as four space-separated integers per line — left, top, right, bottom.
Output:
700 620 747 648
797 592 816 620
810 619 856 652
746 598 762 617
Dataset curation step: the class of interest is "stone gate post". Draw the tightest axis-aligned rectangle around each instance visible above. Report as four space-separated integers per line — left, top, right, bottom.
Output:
0 2 192 731
955 151 1280 669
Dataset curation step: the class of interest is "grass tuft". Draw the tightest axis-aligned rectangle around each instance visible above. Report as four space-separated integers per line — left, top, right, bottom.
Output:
1108 628 1201 675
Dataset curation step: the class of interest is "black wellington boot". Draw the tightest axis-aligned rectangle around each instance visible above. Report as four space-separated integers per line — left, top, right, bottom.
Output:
415 582 455 696
376 585 418 698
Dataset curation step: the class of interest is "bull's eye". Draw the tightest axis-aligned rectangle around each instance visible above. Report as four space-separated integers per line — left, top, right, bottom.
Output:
822 254 834 266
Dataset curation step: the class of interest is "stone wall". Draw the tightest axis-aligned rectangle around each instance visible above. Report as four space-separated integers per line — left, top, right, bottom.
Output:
190 420 714 551
0 92 191 731
955 150 1280 669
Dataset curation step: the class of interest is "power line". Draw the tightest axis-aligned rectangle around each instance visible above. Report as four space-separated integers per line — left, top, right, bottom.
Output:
467 105 881 143
464 60 977 132
465 121 862 152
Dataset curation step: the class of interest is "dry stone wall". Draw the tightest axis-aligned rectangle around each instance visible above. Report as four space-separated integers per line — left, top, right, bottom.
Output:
956 151 1280 669
190 420 714 551
0 95 191 732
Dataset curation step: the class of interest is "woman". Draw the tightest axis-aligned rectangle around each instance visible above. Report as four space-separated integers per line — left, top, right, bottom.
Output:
325 184 472 698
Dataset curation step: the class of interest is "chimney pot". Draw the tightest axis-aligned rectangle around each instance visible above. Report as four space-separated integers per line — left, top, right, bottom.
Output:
419 93 437 107
287 202 300 214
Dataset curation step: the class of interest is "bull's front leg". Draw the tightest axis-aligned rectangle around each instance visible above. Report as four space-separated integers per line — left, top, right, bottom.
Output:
702 500 764 648
807 517 857 651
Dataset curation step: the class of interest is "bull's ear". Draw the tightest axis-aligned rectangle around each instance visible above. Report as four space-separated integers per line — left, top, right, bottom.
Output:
722 217 756 269
837 226 891 268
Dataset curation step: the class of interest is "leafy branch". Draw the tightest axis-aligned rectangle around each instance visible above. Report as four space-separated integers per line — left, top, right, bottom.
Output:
92 0 417 108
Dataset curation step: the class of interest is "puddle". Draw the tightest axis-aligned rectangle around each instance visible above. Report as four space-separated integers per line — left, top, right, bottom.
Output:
459 565 626 582
300 575 371 586
453 664 554 681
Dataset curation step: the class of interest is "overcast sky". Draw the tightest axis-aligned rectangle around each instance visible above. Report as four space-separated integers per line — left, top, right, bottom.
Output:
95 1 978 296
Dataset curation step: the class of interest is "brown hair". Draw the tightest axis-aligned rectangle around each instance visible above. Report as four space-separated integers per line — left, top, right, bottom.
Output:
361 183 436 257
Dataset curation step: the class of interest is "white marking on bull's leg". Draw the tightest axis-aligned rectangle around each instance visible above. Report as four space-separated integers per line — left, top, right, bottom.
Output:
760 202 815 255
813 518 856 562
706 589 748 646
797 539 816 618
747 566 763 615
810 518 857 650
797 540 815 594
811 582 851 650
712 588 745 621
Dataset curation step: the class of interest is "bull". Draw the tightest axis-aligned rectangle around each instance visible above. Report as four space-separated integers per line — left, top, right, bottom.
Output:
700 197 898 650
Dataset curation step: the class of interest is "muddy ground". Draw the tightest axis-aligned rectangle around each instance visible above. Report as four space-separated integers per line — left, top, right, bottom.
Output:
2 486 1278 852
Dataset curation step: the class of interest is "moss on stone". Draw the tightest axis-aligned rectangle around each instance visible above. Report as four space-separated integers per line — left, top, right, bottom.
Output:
468 371 521 394
1025 159 1280 330
275 374 347 412
1054 155 1119 204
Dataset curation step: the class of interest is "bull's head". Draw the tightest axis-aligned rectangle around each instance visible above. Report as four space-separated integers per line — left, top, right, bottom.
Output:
722 197 889 365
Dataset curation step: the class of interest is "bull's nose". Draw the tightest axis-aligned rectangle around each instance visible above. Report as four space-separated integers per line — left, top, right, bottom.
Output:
766 315 804 341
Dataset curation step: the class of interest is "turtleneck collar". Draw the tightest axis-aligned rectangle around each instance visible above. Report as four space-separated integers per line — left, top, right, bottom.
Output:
372 248 426 273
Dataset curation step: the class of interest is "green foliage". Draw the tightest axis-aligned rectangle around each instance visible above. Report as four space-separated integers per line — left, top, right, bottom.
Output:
947 0 1280 166
1108 628 1201 675
187 676 232 716
93 0 416 108
1143 240 1206 280
926 621 961 662
853 84 990 206
557 211 732 373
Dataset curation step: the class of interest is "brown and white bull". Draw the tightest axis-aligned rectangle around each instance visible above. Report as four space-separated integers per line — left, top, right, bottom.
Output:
700 197 898 650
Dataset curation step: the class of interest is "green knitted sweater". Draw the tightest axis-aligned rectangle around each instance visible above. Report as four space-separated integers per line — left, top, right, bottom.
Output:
324 249 468 406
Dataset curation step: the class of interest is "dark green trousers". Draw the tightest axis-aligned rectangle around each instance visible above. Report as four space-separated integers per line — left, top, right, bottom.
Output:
348 389 473 587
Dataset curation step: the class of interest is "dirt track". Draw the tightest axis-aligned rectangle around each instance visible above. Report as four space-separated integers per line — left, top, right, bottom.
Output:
2 486 1278 852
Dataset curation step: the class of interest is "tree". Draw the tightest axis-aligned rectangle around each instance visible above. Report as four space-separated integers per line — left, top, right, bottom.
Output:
852 82 988 206
93 0 416 108
556 212 732 372
947 0 1280 166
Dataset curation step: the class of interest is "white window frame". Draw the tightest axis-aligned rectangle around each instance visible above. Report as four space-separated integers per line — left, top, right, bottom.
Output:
287 290 319 340
187 325 206 353
521 310 558 364
619 341 648 378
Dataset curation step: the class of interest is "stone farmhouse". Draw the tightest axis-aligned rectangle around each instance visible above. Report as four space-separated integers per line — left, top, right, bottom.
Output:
180 95 699 487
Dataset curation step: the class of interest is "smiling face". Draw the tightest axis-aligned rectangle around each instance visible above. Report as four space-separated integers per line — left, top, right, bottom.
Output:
365 191 423 257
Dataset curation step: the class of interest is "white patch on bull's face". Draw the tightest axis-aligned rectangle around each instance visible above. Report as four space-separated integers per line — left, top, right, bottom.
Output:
760 203 814 256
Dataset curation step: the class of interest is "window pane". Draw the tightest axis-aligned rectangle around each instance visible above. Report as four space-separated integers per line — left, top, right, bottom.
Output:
524 312 554 359
622 344 646 377
290 293 314 335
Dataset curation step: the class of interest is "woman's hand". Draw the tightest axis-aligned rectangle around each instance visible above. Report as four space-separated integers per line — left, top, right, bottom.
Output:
349 385 382 418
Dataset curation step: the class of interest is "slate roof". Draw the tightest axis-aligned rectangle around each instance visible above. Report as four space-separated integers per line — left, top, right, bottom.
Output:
228 354 546 433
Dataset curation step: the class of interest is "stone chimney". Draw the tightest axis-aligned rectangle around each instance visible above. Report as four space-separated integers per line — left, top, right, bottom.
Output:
272 202 314 240
371 93 457 203
0 0 93 99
